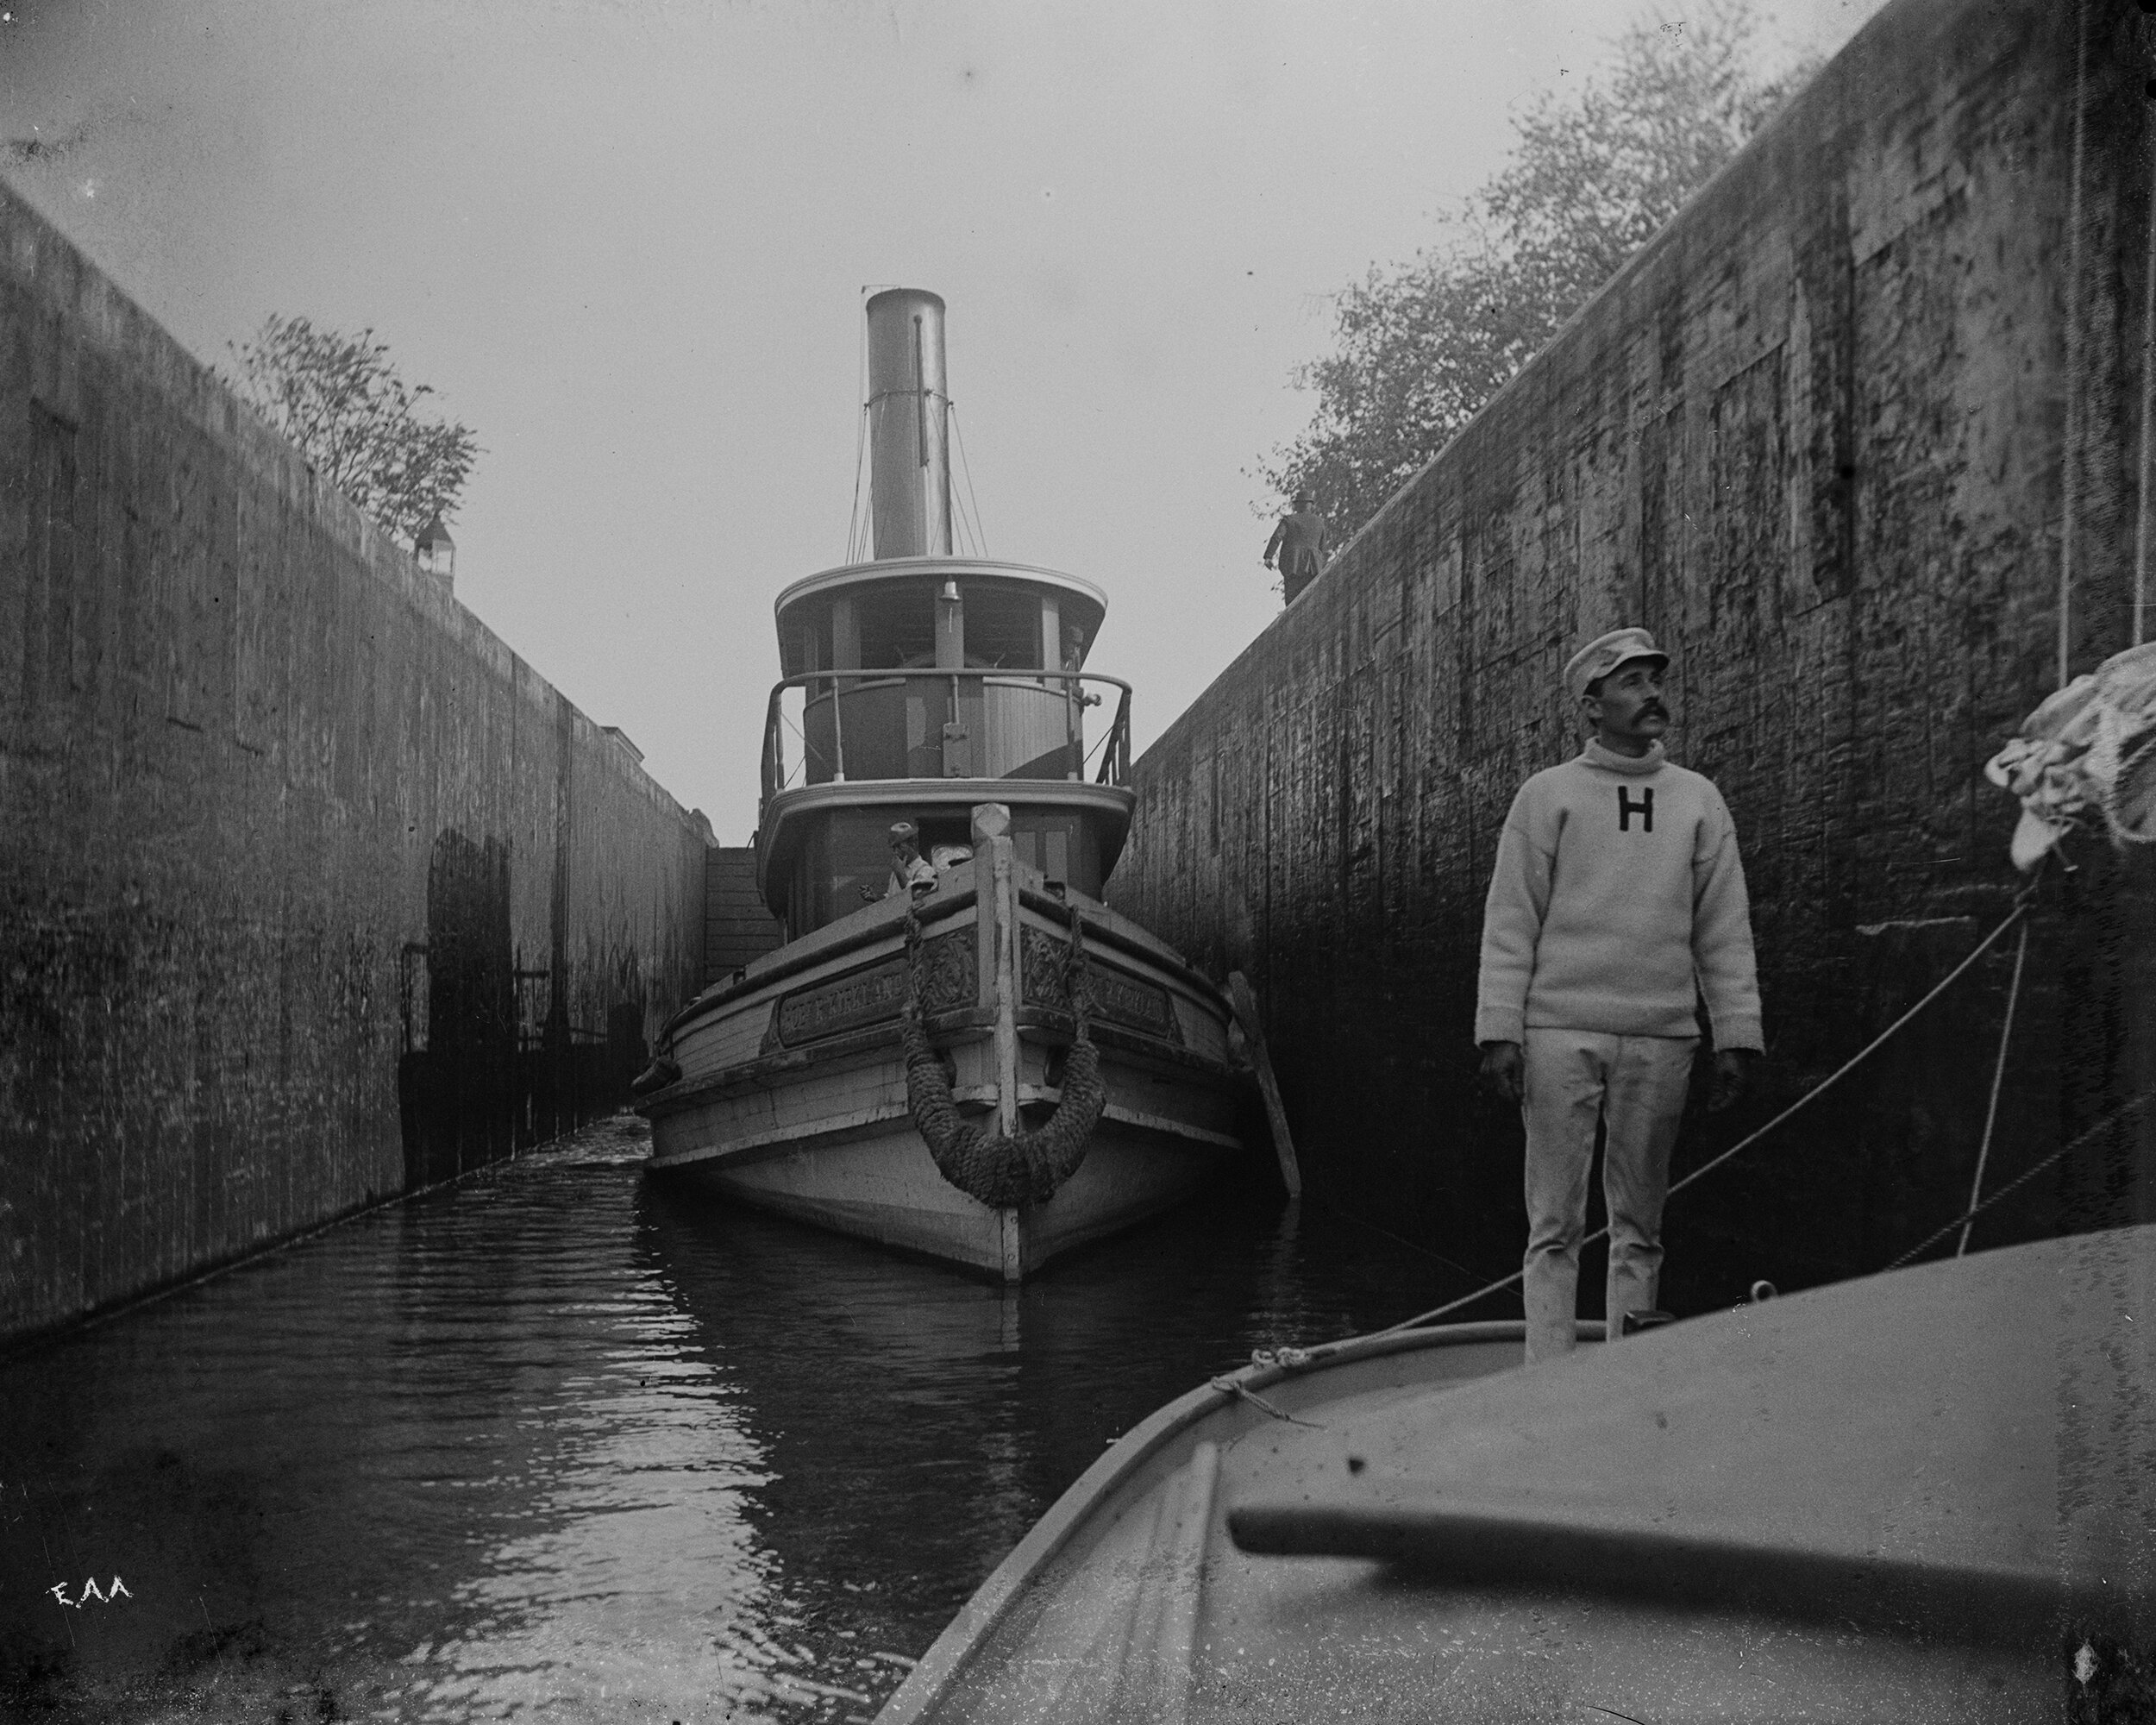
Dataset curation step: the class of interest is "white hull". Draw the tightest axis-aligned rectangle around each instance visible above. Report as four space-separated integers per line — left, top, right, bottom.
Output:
639 853 1246 1280
653 1105 1231 1280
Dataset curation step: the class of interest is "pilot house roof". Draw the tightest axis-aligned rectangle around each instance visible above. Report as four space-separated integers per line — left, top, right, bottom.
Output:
774 556 1107 678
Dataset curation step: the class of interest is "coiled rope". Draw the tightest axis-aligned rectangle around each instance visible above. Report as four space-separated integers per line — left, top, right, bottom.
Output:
1375 876 2047 1337
899 903 1106 1208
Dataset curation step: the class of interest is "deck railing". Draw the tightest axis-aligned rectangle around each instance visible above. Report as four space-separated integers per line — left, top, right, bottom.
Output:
761 668 1132 805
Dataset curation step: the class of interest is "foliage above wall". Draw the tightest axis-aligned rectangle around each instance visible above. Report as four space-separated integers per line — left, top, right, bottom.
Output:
1257 0 1820 548
227 314 481 549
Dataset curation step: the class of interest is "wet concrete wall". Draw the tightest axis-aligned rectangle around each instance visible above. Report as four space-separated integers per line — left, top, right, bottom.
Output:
0 180 711 1344
1118 0 2156 1306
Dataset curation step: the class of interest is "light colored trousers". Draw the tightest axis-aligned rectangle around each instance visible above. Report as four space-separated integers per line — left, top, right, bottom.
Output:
1520 1028 1699 1364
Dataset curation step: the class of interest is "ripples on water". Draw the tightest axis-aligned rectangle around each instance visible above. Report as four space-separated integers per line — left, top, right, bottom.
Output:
0 1115 1473 1722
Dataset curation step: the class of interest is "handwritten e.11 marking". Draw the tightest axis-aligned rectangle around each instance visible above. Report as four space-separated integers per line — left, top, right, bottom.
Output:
49 1578 132 1608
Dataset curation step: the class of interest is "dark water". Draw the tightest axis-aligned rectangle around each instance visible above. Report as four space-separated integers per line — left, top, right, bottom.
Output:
0 1116 1475 1723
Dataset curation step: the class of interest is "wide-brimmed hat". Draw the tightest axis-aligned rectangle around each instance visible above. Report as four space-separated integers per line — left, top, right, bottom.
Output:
887 820 918 845
1564 626 1670 703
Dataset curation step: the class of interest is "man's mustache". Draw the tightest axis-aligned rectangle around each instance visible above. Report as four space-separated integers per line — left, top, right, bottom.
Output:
1637 702 1668 720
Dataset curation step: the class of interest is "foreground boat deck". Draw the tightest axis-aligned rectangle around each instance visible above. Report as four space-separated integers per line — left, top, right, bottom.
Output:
881 1225 2153 1723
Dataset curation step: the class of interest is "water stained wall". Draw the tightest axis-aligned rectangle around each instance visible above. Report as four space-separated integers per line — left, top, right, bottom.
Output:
0 179 712 1345
1117 0 2156 1306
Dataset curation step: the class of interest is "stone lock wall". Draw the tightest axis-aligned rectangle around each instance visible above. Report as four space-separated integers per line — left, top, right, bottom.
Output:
1117 0 2156 1305
0 179 711 1345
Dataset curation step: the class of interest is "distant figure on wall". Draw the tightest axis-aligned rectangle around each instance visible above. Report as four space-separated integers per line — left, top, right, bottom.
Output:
1263 492 1328 605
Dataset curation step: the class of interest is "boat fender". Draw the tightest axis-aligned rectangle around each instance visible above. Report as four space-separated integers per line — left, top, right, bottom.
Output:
899 903 1106 1208
630 1057 681 1096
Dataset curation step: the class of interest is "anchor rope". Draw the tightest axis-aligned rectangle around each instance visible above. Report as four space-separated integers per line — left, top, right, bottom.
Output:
899 898 1107 1208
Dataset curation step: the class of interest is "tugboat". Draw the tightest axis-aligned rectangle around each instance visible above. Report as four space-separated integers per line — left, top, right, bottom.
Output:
636 289 1246 1280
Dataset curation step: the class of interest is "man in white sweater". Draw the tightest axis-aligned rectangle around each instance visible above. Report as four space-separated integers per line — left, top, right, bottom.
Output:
1475 627 1763 1364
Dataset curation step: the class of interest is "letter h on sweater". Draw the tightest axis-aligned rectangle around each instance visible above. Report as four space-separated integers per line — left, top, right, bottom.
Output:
1617 786 1654 831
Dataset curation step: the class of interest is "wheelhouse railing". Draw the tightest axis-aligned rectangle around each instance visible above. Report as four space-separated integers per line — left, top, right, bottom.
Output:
761 668 1132 806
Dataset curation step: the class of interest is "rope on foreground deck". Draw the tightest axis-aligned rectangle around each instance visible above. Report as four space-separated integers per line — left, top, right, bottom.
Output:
1375 875 2050 1338
1206 1376 1326 1428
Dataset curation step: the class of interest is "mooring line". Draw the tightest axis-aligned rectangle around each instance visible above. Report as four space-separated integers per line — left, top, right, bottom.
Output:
1883 1088 2156 1273
1958 917 2029 1256
1375 881 2042 1336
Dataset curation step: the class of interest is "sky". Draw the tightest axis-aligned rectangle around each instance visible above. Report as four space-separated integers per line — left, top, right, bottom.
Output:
1 0 1892 841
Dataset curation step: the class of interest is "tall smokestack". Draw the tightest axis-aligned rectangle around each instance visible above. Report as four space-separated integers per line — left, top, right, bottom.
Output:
864 288 953 561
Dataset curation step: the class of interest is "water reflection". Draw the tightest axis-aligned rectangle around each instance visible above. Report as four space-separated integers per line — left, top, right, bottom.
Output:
0 1116 1467 1722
